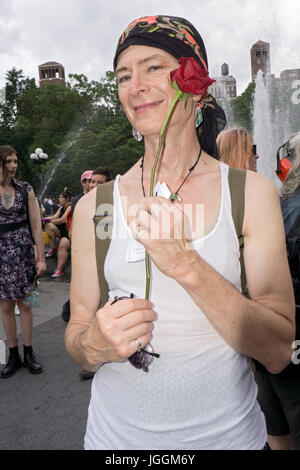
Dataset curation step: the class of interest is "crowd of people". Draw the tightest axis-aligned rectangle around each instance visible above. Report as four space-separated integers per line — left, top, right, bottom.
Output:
0 14 299 451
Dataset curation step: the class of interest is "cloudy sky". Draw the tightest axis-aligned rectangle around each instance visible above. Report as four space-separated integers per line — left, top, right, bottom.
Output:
0 0 299 95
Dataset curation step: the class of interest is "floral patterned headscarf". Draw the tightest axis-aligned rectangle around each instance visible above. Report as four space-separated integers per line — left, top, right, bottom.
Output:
114 15 226 159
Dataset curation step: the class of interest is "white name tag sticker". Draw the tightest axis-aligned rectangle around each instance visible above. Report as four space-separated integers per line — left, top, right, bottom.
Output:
126 238 145 263
153 181 171 199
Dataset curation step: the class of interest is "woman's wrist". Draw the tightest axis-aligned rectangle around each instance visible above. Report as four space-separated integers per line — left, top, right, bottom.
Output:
173 249 202 288
79 327 105 371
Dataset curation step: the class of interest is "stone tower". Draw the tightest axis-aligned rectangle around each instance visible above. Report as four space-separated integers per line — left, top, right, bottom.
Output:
250 40 270 81
38 61 66 87
221 63 229 77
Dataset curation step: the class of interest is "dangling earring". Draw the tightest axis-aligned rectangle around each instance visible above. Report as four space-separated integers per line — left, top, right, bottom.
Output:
194 105 203 128
132 128 143 142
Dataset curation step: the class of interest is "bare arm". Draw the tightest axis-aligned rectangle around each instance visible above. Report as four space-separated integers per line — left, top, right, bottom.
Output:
51 205 71 225
48 207 61 220
65 190 157 371
27 189 46 276
137 172 295 373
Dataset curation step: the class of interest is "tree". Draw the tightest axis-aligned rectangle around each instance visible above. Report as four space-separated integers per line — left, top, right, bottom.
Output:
231 82 256 132
0 68 143 197
0 67 36 128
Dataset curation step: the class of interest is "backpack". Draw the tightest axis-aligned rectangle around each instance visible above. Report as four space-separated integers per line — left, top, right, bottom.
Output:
285 211 300 342
93 167 247 307
286 223 300 302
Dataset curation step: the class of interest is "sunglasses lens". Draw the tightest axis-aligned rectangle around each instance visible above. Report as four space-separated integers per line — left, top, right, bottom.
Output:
128 343 155 372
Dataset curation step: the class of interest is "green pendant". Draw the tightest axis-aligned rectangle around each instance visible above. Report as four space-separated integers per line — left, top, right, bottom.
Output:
170 193 182 202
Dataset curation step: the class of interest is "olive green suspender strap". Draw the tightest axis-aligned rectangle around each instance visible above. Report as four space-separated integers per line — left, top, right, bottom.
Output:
94 180 115 307
94 167 247 307
227 167 247 296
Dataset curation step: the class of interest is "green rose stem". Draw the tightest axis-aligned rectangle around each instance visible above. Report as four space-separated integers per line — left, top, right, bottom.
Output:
145 83 185 300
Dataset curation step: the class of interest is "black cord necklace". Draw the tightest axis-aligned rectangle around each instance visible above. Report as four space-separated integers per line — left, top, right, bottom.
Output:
140 147 202 202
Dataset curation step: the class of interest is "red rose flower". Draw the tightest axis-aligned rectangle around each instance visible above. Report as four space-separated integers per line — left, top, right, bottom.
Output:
170 57 215 96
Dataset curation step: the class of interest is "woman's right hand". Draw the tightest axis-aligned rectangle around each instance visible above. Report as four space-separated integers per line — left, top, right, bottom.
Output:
81 297 157 368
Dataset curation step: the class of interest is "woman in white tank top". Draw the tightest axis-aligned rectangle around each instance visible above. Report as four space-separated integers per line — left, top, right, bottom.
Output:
65 15 295 450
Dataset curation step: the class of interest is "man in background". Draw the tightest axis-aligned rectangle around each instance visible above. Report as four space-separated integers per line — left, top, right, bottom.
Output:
89 166 112 190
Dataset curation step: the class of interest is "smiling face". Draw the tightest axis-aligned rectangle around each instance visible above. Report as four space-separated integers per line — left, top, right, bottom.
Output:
116 45 197 138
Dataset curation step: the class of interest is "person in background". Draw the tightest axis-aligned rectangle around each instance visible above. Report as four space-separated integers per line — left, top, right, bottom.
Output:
254 132 300 450
217 127 260 172
70 170 93 214
43 190 72 263
0 145 46 378
44 189 72 277
50 196 59 214
43 198 52 216
65 15 294 450
89 166 112 190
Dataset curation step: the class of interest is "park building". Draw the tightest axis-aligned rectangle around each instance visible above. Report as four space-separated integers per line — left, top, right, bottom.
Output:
209 63 237 100
279 69 300 82
250 40 271 81
38 61 66 88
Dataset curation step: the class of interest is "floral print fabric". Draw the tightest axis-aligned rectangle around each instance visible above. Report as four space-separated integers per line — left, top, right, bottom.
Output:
0 180 35 300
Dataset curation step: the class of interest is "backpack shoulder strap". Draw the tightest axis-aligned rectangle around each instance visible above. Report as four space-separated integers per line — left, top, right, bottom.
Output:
228 167 247 296
94 180 115 307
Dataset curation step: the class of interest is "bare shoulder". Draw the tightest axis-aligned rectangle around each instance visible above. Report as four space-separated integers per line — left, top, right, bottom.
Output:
74 188 97 221
245 170 279 199
27 186 36 200
244 171 283 236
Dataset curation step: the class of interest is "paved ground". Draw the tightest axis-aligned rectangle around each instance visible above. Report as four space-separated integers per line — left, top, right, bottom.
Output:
0 257 92 450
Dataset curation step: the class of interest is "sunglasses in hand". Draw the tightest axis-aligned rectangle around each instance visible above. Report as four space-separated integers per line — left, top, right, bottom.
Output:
111 294 160 372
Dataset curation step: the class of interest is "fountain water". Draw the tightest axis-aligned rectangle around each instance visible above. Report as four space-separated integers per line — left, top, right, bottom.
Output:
38 125 83 200
252 71 277 185
253 70 300 188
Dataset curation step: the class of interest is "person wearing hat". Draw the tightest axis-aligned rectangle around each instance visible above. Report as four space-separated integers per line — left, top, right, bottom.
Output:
70 170 93 217
65 16 294 449
254 132 300 450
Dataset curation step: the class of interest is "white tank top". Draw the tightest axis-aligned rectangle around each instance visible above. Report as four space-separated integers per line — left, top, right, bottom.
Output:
85 162 267 450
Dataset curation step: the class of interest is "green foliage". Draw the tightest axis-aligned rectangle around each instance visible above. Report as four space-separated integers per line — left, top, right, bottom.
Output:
0 67 36 128
0 66 144 197
231 82 256 132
